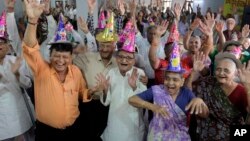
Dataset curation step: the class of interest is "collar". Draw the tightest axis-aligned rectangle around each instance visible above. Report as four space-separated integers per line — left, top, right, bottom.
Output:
50 64 73 78
97 53 115 67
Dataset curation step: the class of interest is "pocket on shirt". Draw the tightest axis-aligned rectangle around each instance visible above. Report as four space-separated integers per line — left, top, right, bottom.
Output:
66 90 79 106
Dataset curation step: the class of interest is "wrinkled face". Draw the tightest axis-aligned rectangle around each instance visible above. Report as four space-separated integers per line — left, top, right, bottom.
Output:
116 51 135 75
164 72 184 95
189 36 201 54
147 28 157 43
98 42 115 60
215 59 236 84
224 45 242 59
50 50 72 73
242 38 250 49
0 40 9 59
226 19 236 31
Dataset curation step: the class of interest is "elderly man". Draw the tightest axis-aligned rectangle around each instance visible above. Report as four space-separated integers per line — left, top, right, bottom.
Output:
0 9 34 141
22 0 100 141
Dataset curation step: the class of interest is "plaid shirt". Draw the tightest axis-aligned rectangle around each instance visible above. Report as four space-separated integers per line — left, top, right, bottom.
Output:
87 13 95 36
116 15 124 35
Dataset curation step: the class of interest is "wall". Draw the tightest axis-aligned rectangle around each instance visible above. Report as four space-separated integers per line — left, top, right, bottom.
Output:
193 0 225 15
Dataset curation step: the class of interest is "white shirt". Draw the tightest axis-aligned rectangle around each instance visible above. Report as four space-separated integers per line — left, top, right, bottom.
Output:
100 67 146 141
135 31 169 79
178 21 189 37
0 55 34 140
84 32 98 52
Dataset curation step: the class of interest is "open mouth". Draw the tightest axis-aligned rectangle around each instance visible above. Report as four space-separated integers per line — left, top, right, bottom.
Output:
120 63 128 67
167 86 175 91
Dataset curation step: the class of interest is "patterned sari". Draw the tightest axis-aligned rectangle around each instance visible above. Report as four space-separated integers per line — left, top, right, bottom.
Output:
148 85 191 141
192 76 245 141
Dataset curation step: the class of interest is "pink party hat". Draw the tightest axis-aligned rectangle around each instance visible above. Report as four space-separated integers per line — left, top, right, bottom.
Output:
119 20 133 43
121 30 135 53
165 42 185 73
166 22 179 44
98 11 106 29
0 10 9 41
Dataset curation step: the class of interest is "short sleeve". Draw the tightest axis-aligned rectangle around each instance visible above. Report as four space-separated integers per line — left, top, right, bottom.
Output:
137 88 154 102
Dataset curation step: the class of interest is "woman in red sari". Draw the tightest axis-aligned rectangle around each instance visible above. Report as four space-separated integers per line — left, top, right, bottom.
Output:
191 52 250 141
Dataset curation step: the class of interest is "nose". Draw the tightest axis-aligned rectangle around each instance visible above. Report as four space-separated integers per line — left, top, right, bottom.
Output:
169 79 174 85
58 56 64 63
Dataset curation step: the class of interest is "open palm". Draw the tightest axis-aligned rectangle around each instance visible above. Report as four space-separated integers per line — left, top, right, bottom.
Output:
193 52 206 72
128 68 138 90
24 0 45 19
238 61 250 85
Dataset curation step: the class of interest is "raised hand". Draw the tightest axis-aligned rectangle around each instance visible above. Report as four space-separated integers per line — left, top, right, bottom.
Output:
87 0 96 15
174 3 181 20
128 68 138 91
218 6 223 14
156 20 169 36
24 0 45 20
77 17 89 34
10 57 22 75
43 0 50 14
199 21 213 36
241 24 250 38
5 0 15 11
185 98 209 115
204 12 215 30
190 18 201 31
94 73 110 94
118 0 125 15
215 21 224 33
193 52 206 72
129 0 136 15
238 61 250 87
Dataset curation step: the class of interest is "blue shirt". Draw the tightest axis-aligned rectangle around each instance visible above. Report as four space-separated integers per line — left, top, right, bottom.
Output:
137 86 195 114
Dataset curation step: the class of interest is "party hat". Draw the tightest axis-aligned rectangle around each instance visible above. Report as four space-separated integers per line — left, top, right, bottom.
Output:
120 30 135 53
0 10 9 41
166 21 179 44
65 22 75 43
165 42 185 73
149 18 155 26
119 20 133 43
98 11 106 29
96 12 119 42
49 14 73 44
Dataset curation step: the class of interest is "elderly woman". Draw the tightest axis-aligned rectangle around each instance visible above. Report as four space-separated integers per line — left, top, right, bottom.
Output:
191 52 250 140
129 43 209 140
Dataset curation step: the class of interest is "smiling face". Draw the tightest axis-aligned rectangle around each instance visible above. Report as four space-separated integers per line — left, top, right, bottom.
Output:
226 18 236 31
215 59 237 84
116 50 135 75
164 71 184 95
189 36 201 54
50 50 72 74
98 41 116 60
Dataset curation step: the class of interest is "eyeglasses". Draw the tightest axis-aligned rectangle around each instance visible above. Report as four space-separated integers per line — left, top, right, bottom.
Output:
117 55 134 61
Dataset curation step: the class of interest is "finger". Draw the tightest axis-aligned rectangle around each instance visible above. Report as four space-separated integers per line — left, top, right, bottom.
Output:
185 102 192 111
161 110 168 118
190 102 196 114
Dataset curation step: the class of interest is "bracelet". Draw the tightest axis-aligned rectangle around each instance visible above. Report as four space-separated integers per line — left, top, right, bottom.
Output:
28 21 38 25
